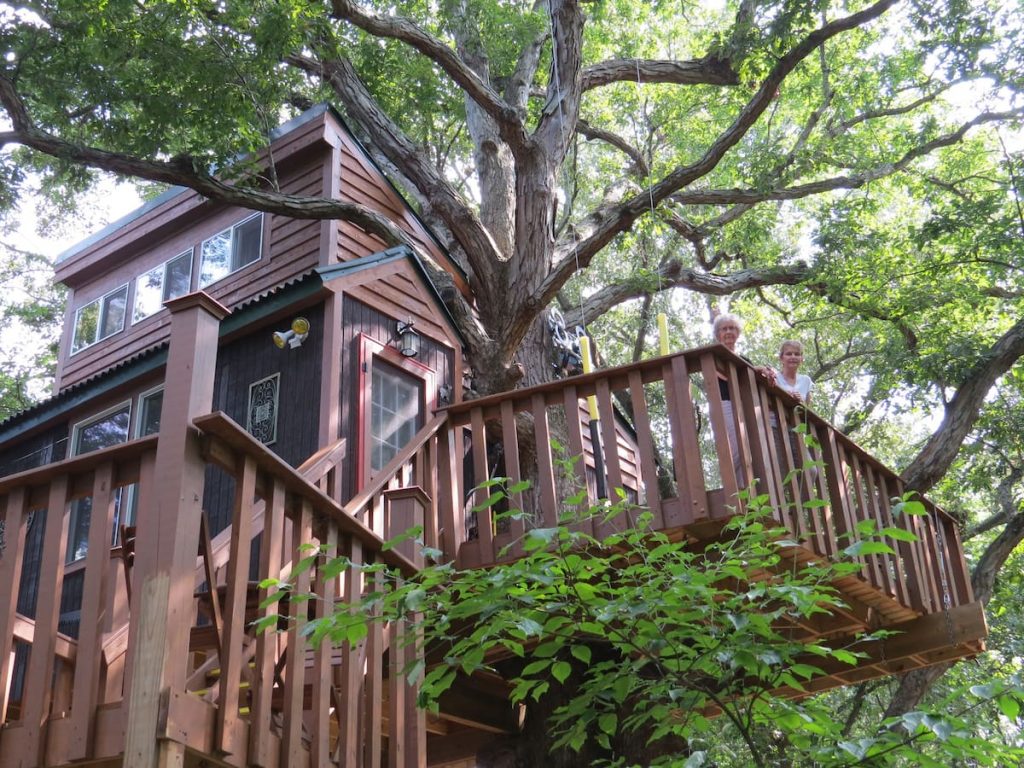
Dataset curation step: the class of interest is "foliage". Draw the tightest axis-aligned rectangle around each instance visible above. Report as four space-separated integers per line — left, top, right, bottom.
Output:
278 477 1024 767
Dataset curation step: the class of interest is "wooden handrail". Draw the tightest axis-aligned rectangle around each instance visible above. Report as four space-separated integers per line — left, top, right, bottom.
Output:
194 411 417 575
342 411 447 517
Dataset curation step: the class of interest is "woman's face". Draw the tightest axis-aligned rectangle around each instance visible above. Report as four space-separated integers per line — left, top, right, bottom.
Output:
716 321 741 350
780 345 804 371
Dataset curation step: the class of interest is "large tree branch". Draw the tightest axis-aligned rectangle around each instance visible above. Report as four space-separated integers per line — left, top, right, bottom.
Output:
580 56 738 92
536 0 899 308
576 119 648 176
0 72 426 251
297 54 505 299
665 107 1024 209
902 315 1024 493
562 262 810 327
328 0 529 153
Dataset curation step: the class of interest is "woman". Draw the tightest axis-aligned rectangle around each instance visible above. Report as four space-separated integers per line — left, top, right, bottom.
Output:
773 340 812 405
711 313 754 488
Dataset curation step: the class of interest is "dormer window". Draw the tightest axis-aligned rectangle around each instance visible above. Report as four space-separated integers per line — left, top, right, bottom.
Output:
133 249 193 323
71 283 129 355
199 213 263 288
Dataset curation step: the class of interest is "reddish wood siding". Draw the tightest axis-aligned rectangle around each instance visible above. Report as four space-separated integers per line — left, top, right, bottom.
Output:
58 150 330 392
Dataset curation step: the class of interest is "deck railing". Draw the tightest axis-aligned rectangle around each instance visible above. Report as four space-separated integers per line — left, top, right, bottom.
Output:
0 340 978 767
0 411 428 767
439 345 973 622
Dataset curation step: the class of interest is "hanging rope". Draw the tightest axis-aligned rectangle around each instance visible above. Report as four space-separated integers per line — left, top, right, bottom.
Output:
633 58 670 356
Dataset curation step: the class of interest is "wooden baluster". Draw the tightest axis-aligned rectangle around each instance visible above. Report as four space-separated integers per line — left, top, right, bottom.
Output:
700 354 739 512
531 393 559 529
215 456 256 757
420 437 439 555
916 508 942 614
947 518 972 606
886 477 927 612
805 422 836 559
388 575 406 768
627 370 663 528
819 428 859 569
561 385 593 523
21 475 69 765
738 367 783 515
772 399 804 540
667 355 707 521
437 428 460 564
120 449 155 716
596 378 626 537
312 521 339 767
337 540 364 768
500 400 527 557
861 463 897 600
69 463 117 760
847 454 881 587
0 487 28 724
872 468 910 607
469 408 494 562
452 428 468 564
726 362 756 496
364 567 384 768
282 500 312 766
249 479 285 767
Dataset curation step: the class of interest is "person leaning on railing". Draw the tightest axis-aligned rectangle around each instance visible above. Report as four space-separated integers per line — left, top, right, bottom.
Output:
711 312 773 489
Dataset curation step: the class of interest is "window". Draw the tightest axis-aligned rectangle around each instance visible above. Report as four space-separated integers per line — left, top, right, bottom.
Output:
67 403 131 563
71 284 129 354
199 213 263 288
132 250 193 323
370 362 422 472
136 387 164 437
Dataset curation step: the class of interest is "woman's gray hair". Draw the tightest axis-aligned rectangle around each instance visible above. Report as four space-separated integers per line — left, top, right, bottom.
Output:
712 313 742 341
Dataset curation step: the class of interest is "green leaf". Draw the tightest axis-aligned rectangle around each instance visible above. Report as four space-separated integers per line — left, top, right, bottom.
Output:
552 661 572 684
570 645 592 664
598 712 617 736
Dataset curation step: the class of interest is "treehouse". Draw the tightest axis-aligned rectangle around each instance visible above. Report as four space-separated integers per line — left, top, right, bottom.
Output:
0 105 986 768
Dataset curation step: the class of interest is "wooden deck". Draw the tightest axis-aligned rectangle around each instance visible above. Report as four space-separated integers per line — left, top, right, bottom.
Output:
0 335 984 767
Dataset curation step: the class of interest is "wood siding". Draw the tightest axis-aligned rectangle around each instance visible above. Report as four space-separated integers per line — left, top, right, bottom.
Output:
203 306 325 535
58 147 330 392
338 296 455 504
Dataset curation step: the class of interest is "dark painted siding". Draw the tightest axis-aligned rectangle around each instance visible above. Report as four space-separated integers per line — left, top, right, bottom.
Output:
338 296 455 503
202 304 325 535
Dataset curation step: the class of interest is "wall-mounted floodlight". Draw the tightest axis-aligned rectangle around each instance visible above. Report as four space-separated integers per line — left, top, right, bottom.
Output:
272 316 310 349
395 320 420 358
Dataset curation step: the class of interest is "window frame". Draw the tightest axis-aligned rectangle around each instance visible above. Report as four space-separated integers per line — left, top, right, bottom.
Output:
70 282 130 356
66 400 132 563
135 384 165 438
357 334 436 489
198 212 264 289
132 248 194 325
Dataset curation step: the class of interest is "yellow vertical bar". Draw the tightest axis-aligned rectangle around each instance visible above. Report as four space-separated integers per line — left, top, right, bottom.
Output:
579 336 599 419
658 312 669 356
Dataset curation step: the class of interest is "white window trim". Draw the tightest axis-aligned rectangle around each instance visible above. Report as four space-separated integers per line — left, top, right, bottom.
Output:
70 400 133 457
199 212 264 288
70 282 130 356
131 248 194 326
134 384 165 437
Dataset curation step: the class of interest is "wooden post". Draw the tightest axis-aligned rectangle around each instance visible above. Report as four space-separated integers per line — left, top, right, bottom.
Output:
122 292 228 768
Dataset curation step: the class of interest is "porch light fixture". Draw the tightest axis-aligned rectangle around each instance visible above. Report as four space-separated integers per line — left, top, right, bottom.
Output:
272 316 310 349
395 320 420 358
